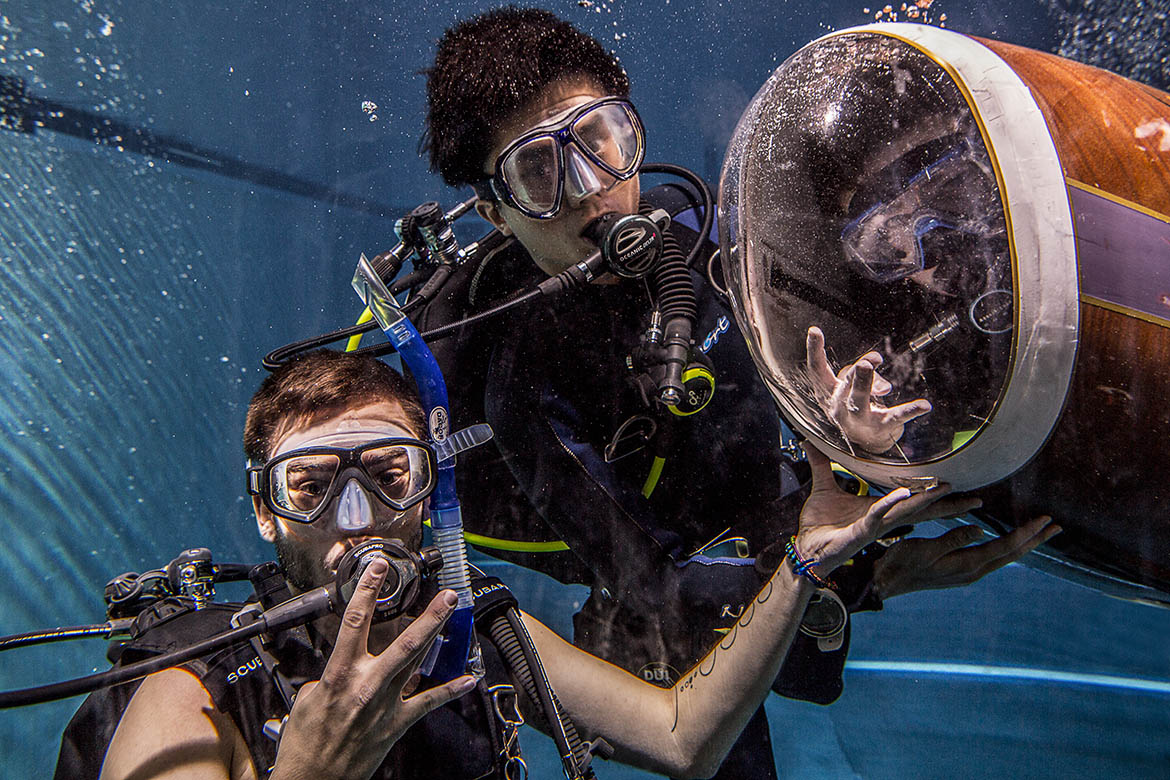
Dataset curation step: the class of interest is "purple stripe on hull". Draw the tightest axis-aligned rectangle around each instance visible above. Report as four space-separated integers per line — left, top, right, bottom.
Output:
1072 185 1170 321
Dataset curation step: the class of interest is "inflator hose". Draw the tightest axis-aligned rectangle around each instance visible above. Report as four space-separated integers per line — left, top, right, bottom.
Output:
487 609 601 778
0 619 269 708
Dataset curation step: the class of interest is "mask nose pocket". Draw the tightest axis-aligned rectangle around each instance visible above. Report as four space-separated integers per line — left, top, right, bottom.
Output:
564 144 604 200
336 478 374 531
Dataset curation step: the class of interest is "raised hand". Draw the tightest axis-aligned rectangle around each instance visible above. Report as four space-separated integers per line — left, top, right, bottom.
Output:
271 558 476 780
792 445 982 575
872 516 1062 600
806 326 931 453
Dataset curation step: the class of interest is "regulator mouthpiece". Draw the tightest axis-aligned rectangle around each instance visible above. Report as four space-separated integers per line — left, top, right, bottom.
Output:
334 539 443 619
583 211 667 279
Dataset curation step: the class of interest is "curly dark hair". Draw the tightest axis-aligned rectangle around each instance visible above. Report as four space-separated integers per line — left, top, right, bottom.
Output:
244 350 426 463
422 6 630 188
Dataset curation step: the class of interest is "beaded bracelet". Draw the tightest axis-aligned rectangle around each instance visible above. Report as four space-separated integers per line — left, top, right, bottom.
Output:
784 536 837 590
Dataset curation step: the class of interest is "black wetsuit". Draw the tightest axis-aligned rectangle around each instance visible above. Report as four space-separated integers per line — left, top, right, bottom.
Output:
421 183 878 779
55 574 527 780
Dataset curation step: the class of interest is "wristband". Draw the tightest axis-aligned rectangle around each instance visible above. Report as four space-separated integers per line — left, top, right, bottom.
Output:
785 536 838 590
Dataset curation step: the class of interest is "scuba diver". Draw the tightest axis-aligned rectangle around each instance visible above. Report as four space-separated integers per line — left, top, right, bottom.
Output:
48 348 971 779
415 8 1058 779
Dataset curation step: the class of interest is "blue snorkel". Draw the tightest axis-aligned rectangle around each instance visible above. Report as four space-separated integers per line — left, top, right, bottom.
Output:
351 254 486 681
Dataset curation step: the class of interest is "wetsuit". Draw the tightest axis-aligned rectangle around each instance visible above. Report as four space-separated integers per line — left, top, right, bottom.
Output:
421 182 881 779
55 571 530 780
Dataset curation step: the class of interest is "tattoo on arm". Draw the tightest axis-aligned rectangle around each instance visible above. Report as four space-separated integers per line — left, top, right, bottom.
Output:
669 576 778 732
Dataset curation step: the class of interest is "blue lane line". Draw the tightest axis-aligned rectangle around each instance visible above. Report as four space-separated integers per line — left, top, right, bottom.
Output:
846 660 1170 695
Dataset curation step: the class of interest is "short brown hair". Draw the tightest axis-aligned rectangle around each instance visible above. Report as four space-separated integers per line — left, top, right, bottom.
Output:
244 350 426 463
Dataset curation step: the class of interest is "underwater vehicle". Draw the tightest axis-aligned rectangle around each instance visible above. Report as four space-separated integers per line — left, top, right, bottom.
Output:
720 23 1170 605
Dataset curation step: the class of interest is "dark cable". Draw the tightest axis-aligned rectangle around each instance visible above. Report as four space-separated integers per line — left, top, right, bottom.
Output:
0 621 267 708
262 320 379 370
263 165 710 366
487 610 597 778
0 625 111 652
641 162 715 271
0 587 333 708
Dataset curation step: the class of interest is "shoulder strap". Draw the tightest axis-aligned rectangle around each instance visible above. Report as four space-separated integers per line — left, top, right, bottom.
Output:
53 599 244 780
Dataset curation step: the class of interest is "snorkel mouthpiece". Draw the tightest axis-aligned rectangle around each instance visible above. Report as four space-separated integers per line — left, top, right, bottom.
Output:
335 479 375 531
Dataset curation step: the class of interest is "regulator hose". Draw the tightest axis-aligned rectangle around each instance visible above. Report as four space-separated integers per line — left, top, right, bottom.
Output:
639 197 697 405
487 609 605 778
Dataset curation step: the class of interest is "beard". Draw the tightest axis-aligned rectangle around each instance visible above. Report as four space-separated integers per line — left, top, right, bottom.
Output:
273 526 329 592
271 515 425 593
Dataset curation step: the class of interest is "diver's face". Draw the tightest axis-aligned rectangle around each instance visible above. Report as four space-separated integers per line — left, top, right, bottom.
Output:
479 80 642 277
254 401 425 592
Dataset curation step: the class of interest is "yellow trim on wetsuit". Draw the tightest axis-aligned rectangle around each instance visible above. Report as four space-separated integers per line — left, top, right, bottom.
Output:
423 518 570 552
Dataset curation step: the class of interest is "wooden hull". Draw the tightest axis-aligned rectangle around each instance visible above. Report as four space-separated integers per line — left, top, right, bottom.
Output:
976 40 1170 594
721 23 1170 601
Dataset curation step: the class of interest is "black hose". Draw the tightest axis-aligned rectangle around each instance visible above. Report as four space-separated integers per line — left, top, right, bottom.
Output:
263 164 710 367
487 610 595 779
0 620 268 708
262 320 378 370
644 200 697 323
0 625 111 652
390 268 432 298
260 269 430 369
641 162 715 272
401 265 454 314
0 586 333 709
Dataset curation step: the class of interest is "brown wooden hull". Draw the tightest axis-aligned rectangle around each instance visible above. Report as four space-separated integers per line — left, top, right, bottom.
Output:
974 40 1170 593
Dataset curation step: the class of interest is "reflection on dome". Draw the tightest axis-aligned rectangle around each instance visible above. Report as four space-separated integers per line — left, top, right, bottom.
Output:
720 32 1013 465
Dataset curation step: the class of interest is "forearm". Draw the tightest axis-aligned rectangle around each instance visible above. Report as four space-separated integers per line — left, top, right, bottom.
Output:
658 563 812 777
536 563 813 778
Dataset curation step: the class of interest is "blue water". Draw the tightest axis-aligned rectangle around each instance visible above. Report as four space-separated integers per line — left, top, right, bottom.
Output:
1 0 1168 777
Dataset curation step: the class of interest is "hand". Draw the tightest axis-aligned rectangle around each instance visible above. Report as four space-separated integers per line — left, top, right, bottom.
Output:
806 326 931 453
872 516 1062 601
271 559 476 780
793 445 983 575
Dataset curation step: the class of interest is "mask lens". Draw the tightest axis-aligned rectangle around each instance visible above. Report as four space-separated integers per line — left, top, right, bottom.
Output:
270 453 341 519
360 443 434 509
501 135 560 215
842 139 982 283
573 102 641 175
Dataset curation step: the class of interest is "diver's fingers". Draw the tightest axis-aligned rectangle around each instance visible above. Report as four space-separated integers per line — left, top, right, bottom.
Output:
806 326 835 388
375 589 457 683
849 486 913 540
968 516 1062 575
878 484 959 527
869 487 913 519
850 352 891 395
829 362 853 412
403 674 477 719
330 557 388 667
850 363 875 411
885 399 933 425
934 524 987 554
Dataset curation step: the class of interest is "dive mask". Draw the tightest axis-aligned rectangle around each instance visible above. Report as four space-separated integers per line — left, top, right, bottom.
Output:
483 96 645 219
841 136 992 283
247 430 437 527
